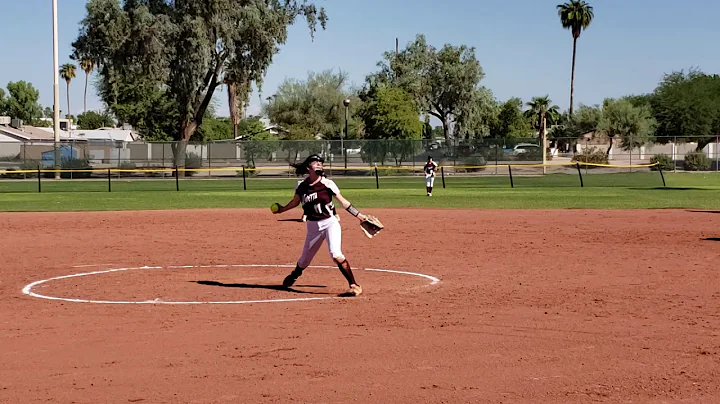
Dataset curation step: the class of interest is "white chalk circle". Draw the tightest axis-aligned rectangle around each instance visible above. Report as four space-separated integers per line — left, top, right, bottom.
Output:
21 264 440 305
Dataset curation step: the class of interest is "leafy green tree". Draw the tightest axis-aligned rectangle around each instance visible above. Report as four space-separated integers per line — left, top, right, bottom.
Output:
358 86 424 165
111 83 179 142
623 94 652 108
364 34 485 142
194 117 232 141
567 103 602 137
557 0 594 115
72 0 327 148
77 110 115 129
490 98 532 138
263 69 358 140
359 86 422 140
386 139 420 165
649 69 720 151
5 81 42 123
277 123 321 163
598 98 656 154
359 140 389 165
422 119 433 139
455 87 497 138
244 131 280 169
0 88 7 116
237 116 268 139
430 125 445 139
59 63 77 119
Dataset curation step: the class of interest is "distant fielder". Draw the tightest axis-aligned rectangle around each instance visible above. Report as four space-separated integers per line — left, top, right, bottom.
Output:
271 154 384 296
424 156 439 196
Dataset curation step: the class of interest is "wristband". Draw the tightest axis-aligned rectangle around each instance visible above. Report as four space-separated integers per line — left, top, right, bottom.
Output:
346 204 360 217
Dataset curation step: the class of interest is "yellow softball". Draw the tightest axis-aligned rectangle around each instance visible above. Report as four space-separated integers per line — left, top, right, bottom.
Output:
270 203 280 213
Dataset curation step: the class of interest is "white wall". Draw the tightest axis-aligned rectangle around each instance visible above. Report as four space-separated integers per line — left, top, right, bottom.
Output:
0 137 22 159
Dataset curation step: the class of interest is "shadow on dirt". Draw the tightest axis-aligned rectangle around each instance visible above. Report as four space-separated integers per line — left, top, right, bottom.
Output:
703 238 720 242
194 280 328 295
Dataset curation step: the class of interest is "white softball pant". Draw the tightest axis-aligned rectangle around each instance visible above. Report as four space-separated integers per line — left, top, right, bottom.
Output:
297 216 343 268
425 174 435 187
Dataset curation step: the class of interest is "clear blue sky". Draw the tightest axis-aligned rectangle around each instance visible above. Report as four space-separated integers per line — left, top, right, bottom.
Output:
1 0 718 123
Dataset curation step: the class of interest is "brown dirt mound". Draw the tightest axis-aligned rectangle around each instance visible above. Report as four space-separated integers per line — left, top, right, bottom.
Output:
1 208 718 403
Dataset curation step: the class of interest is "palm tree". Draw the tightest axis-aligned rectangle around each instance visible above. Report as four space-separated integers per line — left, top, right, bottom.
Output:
557 0 594 116
59 63 77 120
524 96 560 172
524 96 561 137
79 59 94 113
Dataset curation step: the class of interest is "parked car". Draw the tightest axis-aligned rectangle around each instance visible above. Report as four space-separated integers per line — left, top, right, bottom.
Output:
512 143 540 155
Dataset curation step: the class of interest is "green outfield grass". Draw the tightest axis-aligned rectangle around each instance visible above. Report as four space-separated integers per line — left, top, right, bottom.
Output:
0 172 719 212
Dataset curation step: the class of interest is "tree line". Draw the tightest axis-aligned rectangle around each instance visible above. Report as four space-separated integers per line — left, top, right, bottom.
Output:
3 1 717 159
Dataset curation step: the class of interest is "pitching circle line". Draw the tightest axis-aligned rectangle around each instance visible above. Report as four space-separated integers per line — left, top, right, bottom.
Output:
21 264 441 305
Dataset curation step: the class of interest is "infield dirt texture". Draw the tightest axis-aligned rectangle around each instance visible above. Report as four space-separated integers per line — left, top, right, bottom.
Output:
1 208 719 403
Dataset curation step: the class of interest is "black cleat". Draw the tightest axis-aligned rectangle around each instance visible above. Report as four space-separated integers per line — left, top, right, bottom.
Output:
282 269 303 287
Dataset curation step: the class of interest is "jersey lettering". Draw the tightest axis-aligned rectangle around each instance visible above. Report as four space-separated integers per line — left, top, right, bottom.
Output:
303 193 318 203
295 178 340 221
424 162 437 174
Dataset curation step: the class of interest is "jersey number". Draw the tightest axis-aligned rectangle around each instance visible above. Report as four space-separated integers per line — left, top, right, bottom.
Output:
314 202 334 215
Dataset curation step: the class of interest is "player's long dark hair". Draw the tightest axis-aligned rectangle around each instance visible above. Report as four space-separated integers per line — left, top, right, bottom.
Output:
291 154 324 176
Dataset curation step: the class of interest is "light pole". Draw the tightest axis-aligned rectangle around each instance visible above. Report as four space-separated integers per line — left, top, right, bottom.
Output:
343 98 350 170
52 0 61 180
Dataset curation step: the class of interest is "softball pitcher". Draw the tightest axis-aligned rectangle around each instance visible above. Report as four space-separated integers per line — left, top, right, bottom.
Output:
272 154 365 296
424 156 438 196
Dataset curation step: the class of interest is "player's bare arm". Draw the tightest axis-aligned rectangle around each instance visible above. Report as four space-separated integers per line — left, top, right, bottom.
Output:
333 193 367 222
273 194 301 214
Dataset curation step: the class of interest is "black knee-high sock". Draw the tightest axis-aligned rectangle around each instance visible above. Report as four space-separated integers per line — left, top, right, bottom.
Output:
336 259 357 286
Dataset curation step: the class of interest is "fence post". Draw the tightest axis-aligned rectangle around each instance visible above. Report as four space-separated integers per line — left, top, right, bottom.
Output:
37 166 41 193
658 165 666 187
672 137 677 172
242 165 247 190
175 165 179 191
495 140 499 175
576 162 584 187
629 134 633 173
441 166 446 188
108 168 111 192
508 165 514 188
208 142 212 177
374 165 379 189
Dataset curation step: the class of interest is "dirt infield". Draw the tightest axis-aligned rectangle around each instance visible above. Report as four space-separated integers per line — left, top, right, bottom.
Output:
1 208 719 403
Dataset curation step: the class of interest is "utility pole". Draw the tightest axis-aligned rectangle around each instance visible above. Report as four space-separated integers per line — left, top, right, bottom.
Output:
52 0 61 180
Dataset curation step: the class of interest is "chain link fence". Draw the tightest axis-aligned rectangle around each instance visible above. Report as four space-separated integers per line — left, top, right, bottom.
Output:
0 136 716 193
1 136 717 173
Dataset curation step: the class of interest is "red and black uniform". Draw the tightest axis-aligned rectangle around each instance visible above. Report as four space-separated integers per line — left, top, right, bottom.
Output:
424 161 438 175
295 177 339 222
